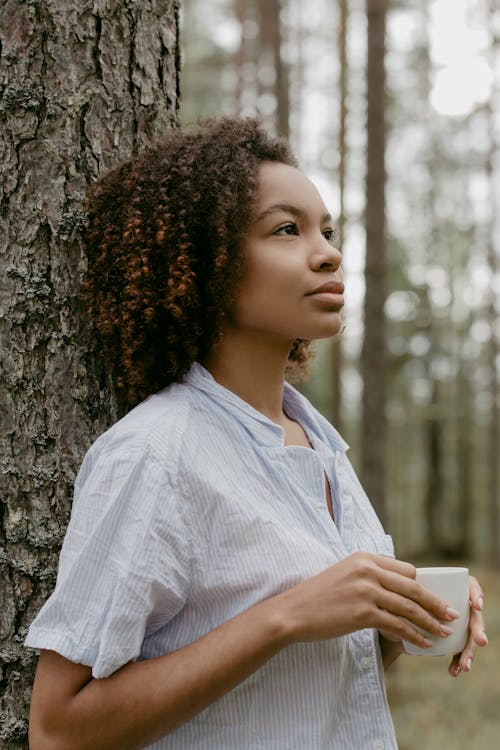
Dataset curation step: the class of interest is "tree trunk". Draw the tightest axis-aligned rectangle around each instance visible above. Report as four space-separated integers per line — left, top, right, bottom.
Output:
233 0 251 115
424 384 444 557
361 0 388 524
486 0 499 569
331 0 348 431
271 0 289 140
289 0 304 147
0 2 180 746
257 0 289 138
456 361 473 558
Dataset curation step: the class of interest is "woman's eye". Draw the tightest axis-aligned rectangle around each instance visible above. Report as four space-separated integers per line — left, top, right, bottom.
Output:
275 222 298 236
323 228 337 243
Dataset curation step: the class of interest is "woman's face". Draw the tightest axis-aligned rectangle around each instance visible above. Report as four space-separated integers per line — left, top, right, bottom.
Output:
230 161 344 344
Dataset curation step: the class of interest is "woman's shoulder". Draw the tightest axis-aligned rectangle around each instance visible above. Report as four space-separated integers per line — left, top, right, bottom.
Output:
81 381 199 478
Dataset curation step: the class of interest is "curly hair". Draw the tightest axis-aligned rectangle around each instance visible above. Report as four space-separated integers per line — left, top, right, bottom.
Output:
83 117 312 412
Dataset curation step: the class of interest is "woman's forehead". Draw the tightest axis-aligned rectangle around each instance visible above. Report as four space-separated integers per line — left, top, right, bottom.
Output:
255 161 329 216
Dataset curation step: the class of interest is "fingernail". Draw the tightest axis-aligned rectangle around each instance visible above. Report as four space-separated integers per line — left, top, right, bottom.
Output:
454 665 461 677
440 625 454 637
465 657 472 671
477 596 484 611
446 607 461 620
422 637 433 648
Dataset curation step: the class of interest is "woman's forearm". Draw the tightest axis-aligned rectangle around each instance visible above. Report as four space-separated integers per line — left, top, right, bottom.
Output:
378 632 404 670
30 596 291 750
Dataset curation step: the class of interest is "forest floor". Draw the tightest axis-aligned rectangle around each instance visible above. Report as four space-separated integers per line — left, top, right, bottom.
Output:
386 564 500 749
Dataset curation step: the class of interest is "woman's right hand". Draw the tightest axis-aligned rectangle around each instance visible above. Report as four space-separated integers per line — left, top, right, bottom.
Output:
275 552 459 649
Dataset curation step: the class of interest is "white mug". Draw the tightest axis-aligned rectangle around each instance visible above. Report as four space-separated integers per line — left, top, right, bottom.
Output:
403 566 469 656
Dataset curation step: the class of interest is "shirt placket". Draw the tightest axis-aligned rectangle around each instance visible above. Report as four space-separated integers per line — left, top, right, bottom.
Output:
281 447 348 556
332 451 355 552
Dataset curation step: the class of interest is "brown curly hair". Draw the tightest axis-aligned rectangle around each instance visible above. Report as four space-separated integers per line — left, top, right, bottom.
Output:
83 117 312 412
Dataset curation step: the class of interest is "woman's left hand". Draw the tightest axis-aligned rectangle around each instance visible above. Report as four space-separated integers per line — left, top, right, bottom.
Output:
448 575 487 677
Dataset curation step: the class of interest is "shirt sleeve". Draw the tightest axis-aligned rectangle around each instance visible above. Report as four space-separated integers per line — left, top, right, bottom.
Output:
25 438 190 678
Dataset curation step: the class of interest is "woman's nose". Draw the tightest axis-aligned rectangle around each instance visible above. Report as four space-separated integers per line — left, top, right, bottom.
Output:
310 239 342 271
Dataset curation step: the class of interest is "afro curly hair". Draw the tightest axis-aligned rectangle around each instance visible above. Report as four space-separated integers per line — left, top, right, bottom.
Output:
83 117 312 412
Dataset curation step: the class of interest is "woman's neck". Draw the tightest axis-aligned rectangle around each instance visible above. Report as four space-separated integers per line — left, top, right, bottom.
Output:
202 329 293 425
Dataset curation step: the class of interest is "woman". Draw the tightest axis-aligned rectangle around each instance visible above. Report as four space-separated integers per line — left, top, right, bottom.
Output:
26 118 487 750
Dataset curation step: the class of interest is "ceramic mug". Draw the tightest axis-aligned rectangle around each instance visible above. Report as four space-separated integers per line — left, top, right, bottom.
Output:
403 566 469 656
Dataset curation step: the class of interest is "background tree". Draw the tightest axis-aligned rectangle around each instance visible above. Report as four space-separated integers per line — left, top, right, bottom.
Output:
0 1 180 746
361 0 389 525
330 0 348 432
256 0 289 138
486 0 499 568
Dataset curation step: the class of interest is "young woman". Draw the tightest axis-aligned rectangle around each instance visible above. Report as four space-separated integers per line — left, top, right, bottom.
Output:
26 118 486 750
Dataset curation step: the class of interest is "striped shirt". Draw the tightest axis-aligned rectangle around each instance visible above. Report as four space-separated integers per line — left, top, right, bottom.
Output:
26 362 398 749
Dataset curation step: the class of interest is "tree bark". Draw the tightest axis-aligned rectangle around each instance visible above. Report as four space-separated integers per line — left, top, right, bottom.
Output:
0 1 180 746
361 0 388 524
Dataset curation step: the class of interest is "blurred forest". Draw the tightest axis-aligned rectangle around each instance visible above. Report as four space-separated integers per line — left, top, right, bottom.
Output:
180 0 500 568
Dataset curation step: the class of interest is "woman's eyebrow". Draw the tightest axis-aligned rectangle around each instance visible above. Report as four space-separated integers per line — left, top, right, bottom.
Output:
256 203 332 224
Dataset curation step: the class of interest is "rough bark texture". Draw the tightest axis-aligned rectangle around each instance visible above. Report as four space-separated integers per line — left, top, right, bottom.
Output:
361 0 388 525
0 1 180 746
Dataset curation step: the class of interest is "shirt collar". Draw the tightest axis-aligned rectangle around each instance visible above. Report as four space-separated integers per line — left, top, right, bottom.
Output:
282 383 349 454
184 362 348 454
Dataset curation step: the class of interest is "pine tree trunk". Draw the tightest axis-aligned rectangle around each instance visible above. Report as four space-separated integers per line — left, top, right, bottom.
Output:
331 0 348 431
0 2 180 746
256 0 289 137
486 0 499 569
271 0 289 140
424 383 444 556
234 0 247 113
361 0 388 525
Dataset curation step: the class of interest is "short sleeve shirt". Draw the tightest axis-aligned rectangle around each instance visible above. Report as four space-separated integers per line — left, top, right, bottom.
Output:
26 362 398 750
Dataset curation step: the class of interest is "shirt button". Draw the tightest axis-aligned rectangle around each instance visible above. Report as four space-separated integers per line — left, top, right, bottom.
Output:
373 741 384 750
361 656 371 670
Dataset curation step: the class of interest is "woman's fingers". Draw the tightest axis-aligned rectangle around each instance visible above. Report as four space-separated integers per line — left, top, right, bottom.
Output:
353 555 458 645
374 554 418 580
448 652 461 677
374 609 434 650
350 558 454 647
377 568 457 628
468 589 488 648
469 575 485 615
448 576 488 677
448 628 477 677
375 557 457 620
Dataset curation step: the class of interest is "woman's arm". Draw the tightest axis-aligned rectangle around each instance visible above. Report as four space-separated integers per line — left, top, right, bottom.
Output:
30 594 288 750
29 552 459 750
378 633 405 669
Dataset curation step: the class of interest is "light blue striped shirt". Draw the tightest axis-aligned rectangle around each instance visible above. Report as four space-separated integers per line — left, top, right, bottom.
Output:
26 362 398 749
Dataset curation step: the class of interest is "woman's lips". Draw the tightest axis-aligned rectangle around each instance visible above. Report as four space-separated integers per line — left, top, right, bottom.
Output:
305 280 344 307
307 290 344 306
